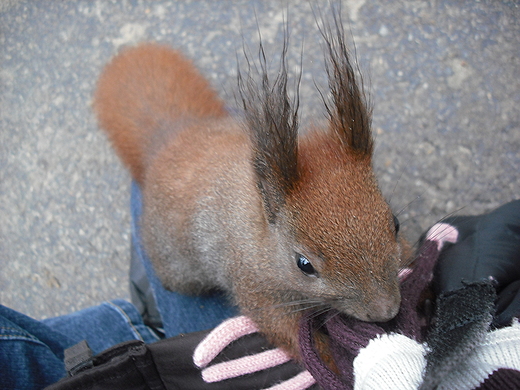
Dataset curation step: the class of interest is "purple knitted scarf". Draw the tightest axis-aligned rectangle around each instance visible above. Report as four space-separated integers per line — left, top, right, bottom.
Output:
298 241 440 389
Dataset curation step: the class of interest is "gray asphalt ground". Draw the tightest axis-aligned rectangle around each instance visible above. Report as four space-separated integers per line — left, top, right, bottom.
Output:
1 1 519 320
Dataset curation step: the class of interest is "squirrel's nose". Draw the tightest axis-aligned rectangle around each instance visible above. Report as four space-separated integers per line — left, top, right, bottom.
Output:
365 293 401 322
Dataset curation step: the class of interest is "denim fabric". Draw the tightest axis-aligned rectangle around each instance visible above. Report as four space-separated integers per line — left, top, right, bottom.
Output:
130 181 239 337
0 305 71 389
0 299 157 390
41 299 159 355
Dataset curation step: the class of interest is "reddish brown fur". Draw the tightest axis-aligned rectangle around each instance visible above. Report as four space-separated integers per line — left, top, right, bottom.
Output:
291 131 403 318
94 33 410 362
231 130 406 356
94 44 227 184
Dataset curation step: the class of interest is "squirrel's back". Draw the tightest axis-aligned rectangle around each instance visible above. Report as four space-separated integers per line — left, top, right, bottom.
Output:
94 44 228 183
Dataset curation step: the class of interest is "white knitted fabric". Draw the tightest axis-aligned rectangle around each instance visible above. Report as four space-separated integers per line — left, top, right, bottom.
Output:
353 333 427 390
437 320 520 390
353 322 520 390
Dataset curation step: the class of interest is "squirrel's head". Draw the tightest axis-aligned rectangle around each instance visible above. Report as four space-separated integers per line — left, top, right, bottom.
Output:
238 13 406 322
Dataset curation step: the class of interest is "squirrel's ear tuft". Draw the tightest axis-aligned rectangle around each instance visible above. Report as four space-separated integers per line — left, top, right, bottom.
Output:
237 30 300 224
319 8 373 157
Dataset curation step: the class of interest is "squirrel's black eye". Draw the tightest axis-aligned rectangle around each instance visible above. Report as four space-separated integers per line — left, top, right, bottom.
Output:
296 253 316 276
393 214 400 235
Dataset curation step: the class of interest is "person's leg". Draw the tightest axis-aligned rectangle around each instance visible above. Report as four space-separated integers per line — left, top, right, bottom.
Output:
0 305 71 390
1 299 158 389
42 299 159 354
130 181 238 338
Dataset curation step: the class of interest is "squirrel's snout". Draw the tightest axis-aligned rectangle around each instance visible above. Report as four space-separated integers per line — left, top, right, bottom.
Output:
334 287 401 323
363 292 401 322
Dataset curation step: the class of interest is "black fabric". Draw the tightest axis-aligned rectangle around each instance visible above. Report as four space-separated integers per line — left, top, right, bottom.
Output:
494 280 520 328
45 340 167 390
433 199 520 331
45 329 314 390
64 340 94 376
476 368 520 390
130 235 163 331
151 331 311 389
434 200 520 295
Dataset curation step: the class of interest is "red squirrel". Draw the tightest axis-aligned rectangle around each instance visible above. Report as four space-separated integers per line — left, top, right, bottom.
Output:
94 18 411 360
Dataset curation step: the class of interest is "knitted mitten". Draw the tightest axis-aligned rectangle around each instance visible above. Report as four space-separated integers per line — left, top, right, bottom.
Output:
193 316 316 390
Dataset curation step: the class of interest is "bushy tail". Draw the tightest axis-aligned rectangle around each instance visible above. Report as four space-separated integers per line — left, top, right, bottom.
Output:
94 44 227 184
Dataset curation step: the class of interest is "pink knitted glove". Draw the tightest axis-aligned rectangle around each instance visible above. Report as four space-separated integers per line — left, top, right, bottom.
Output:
193 316 316 390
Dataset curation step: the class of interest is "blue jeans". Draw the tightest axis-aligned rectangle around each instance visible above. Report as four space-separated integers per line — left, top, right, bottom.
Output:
0 300 158 389
0 182 237 389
